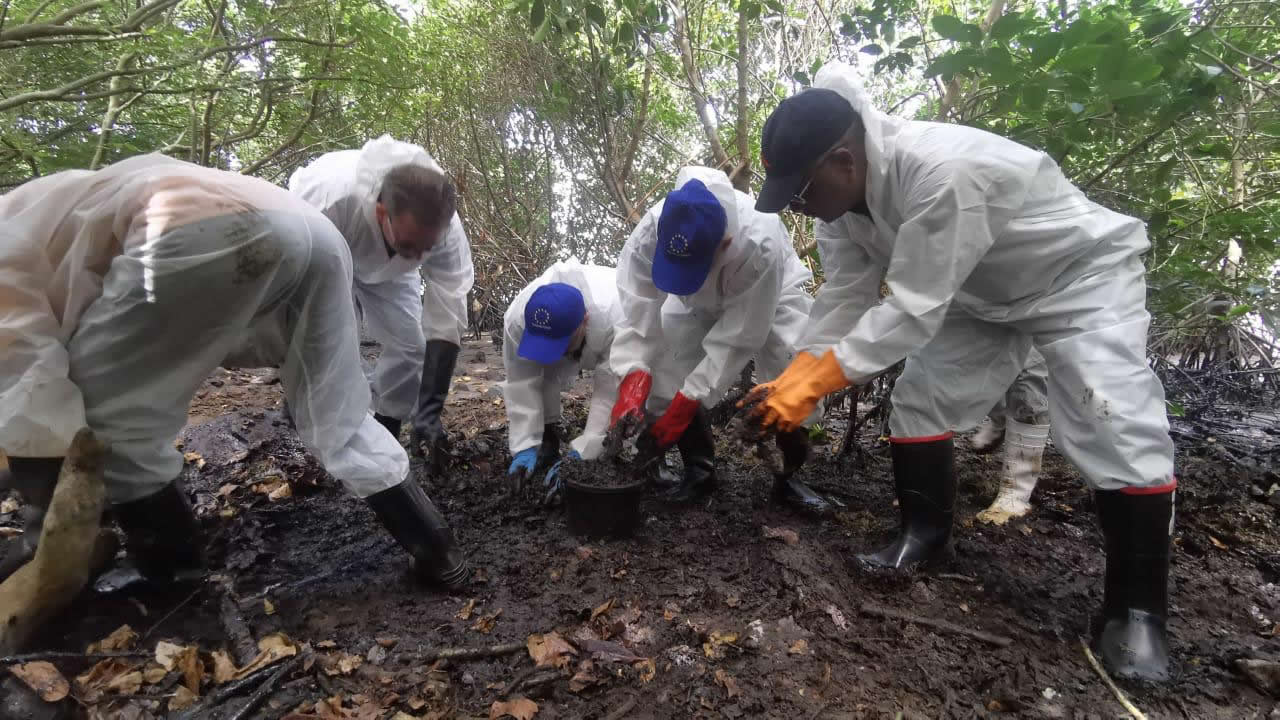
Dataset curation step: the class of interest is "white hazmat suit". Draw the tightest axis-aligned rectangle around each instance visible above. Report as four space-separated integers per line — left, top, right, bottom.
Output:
502 262 622 460
611 167 814 411
288 136 474 420
802 62 1175 491
0 154 407 503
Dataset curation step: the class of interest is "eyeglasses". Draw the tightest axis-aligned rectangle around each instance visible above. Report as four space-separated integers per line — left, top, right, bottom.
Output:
787 131 852 211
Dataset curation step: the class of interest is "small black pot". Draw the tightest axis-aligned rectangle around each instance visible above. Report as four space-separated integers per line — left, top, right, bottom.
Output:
565 474 644 539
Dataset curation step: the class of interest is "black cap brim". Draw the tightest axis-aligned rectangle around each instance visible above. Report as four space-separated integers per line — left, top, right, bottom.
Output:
755 170 806 213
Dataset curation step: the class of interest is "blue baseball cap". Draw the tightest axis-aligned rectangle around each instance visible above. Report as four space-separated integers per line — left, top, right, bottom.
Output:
517 282 586 364
653 179 727 296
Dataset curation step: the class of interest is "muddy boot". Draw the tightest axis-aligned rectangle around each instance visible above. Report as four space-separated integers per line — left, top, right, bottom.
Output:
374 413 403 440
858 437 955 570
662 408 717 504
1093 486 1173 682
536 423 562 474
969 416 1005 453
976 420 1048 525
366 478 468 589
410 340 461 474
772 429 836 515
0 457 62 582
114 478 206 582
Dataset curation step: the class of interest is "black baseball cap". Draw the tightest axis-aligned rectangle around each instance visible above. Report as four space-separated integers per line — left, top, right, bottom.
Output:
756 88 858 213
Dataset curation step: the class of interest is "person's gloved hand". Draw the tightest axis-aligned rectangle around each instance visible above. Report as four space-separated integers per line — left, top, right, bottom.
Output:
609 370 653 435
642 393 700 451
543 450 581 506
739 351 820 415
746 350 851 433
507 447 539 494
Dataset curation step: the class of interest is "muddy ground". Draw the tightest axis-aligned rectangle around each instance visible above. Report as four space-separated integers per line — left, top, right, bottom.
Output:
7 336 1280 719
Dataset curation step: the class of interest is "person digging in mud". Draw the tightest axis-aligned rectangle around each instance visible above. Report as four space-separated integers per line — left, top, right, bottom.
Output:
607 166 837 515
968 347 1052 525
501 261 623 505
744 61 1178 682
289 136 474 476
0 154 467 590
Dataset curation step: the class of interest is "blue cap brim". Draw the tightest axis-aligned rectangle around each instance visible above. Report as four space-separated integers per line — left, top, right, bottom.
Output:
517 330 573 365
652 250 714 296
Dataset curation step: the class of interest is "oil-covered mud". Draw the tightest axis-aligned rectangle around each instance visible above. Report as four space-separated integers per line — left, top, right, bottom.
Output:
560 459 646 489
18 344 1280 719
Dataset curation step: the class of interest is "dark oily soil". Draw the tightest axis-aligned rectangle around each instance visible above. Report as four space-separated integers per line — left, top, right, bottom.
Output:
28 400 1280 719
561 458 646 489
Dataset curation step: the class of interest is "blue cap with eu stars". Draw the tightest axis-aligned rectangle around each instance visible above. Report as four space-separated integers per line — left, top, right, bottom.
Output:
653 179 727 296
518 282 586 365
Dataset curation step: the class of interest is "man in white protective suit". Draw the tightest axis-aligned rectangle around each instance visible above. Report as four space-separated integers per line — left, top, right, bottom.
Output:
607 166 838 515
500 261 622 504
743 61 1177 681
0 154 467 590
289 136 474 473
969 348 1052 526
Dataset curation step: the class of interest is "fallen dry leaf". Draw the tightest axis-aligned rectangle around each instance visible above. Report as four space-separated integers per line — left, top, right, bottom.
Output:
527 631 578 669
575 546 594 561
489 696 538 719
568 659 602 693
725 596 740 608
407 696 427 710
714 668 740 698
107 670 142 695
269 482 293 501
590 597 616 621
264 598 277 615
142 663 167 684
634 657 657 684
470 609 503 634
1 497 20 514
169 684 198 711
86 624 138 654
183 452 206 469
155 640 187 670
75 659 138 702
235 633 297 678
9 662 70 702
456 598 478 621
788 638 809 655
762 525 799 545
376 635 398 649
1210 535 1229 550
176 645 203 693
391 713 420 720
702 630 738 659
315 640 338 649
217 483 238 497
825 604 849 631
323 652 363 676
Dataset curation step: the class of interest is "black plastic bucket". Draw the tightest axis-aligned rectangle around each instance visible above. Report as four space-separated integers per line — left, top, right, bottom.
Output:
565 474 644 539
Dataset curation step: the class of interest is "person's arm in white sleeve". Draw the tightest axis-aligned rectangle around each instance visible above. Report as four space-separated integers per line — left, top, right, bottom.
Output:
420 215 474 345
799 219 884 354
572 359 619 460
609 212 665 379
831 161 1001 385
500 314 546 455
680 246 784 403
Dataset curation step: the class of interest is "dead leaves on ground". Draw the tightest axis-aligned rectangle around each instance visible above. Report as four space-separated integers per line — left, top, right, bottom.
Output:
490 696 539 719
9 662 70 701
527 631 577 669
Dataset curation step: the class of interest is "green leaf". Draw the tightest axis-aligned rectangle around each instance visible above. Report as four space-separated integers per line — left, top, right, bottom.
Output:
881 22 895 45
1055 44 1107 72
861 43 883 56
931 14 979 44
1122 54 1164 83
531 15 551 41
763 0 786 15
585 2 606 26
1165 400 1185 418
1226 304 1253 320
1022 83 1048 109
989 13 1030 41
530 0 545 30
924 51 976 78
792 70 811 85
899 35 921 49
1028 33 1063 67
1103 80 1146 100
1148 210 1170 233
616 21 635 46
745 1 761 20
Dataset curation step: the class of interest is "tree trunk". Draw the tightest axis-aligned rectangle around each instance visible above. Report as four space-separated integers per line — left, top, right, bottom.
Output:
674 3 729 169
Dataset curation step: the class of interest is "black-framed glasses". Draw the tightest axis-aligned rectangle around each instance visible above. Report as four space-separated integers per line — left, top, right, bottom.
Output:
787 131 851 212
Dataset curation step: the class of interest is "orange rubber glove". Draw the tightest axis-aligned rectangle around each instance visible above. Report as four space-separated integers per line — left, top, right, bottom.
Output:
738 350 820 411
750 350 851 432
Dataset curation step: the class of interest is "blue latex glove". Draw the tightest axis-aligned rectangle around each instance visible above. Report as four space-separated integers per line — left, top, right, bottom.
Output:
543 450 581 506
507 447 539 493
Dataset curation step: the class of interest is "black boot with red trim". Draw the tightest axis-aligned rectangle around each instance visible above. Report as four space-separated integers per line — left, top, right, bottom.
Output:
857 434 955 570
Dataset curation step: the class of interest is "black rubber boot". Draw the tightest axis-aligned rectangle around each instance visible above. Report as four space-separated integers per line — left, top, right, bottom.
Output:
410 340 461 471
772 429 837 515
114 479 206 582
0 457 62 582
662 408 717 504
1093 487 1173 682
858 437 955 570
374 413 403 440
366 478 468 589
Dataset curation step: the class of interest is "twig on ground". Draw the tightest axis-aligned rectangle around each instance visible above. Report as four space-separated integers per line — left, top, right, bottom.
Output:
406 641 526 664
936 573 977 584
0 650 150 665
500 664 538 698
229 654 302 720
175 657 295 720
603 694 638 720
219 588 258 667
143 586 202 639
1079 638 1148 720
859 602 1013 648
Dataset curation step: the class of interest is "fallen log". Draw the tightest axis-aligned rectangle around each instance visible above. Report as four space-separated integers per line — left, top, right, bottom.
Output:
0 429 106 654
859 602 1013 648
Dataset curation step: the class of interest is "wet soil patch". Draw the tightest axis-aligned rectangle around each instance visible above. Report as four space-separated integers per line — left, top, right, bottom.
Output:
560 459 645 490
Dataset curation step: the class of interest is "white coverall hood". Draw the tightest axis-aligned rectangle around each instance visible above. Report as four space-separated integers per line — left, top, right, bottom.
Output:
501 261 622 459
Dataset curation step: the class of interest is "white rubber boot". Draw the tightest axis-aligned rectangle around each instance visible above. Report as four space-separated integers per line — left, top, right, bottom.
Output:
977 419 1049 525
969 416 1006 453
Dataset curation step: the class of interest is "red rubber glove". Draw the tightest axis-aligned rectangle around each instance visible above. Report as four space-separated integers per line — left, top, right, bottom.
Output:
609 369 653 428
645 392 701 449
